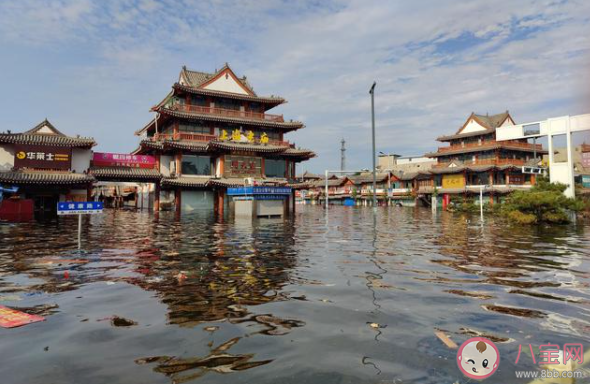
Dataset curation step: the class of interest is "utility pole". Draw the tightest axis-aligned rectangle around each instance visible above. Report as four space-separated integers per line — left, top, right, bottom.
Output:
340 138 346 171
369 82 377 210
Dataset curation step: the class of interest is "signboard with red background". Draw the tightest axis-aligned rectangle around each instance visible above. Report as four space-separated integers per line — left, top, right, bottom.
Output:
14 144 71 170
92 152 156 169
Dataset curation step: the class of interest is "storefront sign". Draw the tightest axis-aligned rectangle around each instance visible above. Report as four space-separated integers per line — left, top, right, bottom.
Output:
582 175 590 188
14 144 71 170
227 186 292 196
93 152 156 169
582 151 590 168
224 155 262 178
508 173 525 185
442 174 465 189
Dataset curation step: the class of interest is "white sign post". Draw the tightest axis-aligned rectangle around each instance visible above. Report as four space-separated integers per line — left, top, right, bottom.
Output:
57 202 103 249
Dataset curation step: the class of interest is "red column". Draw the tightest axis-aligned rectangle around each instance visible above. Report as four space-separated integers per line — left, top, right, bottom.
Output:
217 189 225 216
154 182 160 212
175 188 182 214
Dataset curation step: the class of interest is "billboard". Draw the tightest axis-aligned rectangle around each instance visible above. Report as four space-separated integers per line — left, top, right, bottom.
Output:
92 152 156 168
14 145 71 170
442 174 465 189
582 151 590 168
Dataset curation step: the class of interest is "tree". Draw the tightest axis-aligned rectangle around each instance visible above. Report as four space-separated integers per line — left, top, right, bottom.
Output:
502 177 585 224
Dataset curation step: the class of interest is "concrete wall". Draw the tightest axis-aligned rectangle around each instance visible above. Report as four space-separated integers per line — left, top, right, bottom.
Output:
71 148 92 173
0 144 14 171
181 190 214 212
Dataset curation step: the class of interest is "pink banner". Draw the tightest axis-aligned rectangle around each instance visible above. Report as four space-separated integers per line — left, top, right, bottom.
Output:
93 152 156 169
582 151 590 168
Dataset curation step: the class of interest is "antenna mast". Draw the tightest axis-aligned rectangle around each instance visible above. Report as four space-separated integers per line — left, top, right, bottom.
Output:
340 138 346 171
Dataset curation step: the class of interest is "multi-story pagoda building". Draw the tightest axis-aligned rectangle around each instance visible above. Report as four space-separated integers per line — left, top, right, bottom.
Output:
133 64 315 214
423 111 547 203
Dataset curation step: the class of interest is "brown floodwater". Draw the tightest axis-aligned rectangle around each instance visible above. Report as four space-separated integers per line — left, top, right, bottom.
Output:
0 206 589 383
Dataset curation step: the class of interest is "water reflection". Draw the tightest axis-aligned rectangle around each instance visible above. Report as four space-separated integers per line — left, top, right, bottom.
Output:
0 207 589 384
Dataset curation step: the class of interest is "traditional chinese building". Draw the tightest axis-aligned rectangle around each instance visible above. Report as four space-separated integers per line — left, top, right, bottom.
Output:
0 119 96 216
423 111 547 204
133 64 315 214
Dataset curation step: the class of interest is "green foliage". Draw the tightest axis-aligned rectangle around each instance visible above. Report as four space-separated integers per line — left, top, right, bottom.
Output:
502 177 582 224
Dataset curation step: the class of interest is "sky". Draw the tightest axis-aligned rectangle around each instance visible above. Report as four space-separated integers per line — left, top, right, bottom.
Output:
0 0 589 173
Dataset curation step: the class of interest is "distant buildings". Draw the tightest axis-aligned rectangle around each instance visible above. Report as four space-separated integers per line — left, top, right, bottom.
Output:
299 111 547 206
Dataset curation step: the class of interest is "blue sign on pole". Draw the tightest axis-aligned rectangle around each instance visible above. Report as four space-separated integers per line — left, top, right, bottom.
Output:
57 201 104 215
227 186 292 196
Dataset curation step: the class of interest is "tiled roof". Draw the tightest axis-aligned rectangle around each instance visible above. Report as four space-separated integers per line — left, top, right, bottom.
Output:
349 173 390 185
157 107 304 131
173 83 285 105
90 167 162 181
281 148 316 159
180 64 257 95
437 111 512 142
0 133 96 147
0 170 95 185
162 140 209 152
426 144 548 157
162 176 209 188
0 119 96 148
209 141 288 153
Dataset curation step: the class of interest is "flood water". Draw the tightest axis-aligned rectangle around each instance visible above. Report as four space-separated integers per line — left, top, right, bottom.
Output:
0 206 589 384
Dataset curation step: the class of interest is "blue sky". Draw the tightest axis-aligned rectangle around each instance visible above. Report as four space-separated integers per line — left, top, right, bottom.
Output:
0 0 589 173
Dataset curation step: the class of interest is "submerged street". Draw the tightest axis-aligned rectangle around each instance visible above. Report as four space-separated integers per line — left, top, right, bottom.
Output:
0 206 589 384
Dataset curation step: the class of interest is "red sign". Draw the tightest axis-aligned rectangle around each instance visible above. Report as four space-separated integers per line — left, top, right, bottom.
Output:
0 305 45 328
93 152 156 169
14 144 71 170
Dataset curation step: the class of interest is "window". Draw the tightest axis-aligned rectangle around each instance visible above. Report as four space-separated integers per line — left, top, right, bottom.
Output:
190 95 207 106
179 123 210 134
265 159 286 178
181 156 212 175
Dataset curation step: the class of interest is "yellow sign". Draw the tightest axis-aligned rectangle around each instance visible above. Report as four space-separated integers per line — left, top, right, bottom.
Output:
231 129 242 141
219 130 228 141
260 132 269 145
442 174 465 189
16 151 26 160
246 130 255 143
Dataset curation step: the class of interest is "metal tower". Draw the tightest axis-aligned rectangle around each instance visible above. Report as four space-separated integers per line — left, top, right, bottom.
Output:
340 138 346 171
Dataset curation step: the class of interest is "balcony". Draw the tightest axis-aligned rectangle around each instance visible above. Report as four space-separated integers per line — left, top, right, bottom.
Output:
171 104 285 123
152 132 291 147
434 158 527 168
436 140 543 153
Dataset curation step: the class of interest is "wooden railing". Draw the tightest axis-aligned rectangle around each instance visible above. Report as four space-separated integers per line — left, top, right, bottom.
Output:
434 158 527 168
436 140 543 153
171 104 284 122
152 132 291 146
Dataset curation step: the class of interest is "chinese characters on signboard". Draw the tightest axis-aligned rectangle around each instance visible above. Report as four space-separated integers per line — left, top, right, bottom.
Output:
224 155 262 178
92 152 156 169
14 145 71 170
582 151 590 168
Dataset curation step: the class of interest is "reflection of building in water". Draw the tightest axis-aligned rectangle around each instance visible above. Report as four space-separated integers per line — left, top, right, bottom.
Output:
128 217 301 327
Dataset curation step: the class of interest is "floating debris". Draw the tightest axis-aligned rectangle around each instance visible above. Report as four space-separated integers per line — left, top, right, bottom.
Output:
434 331 458 349
110 316 137 327
482 304 547 319
458 328 514 343
0 305 45 328
444 289 495 300
204 326 219 333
